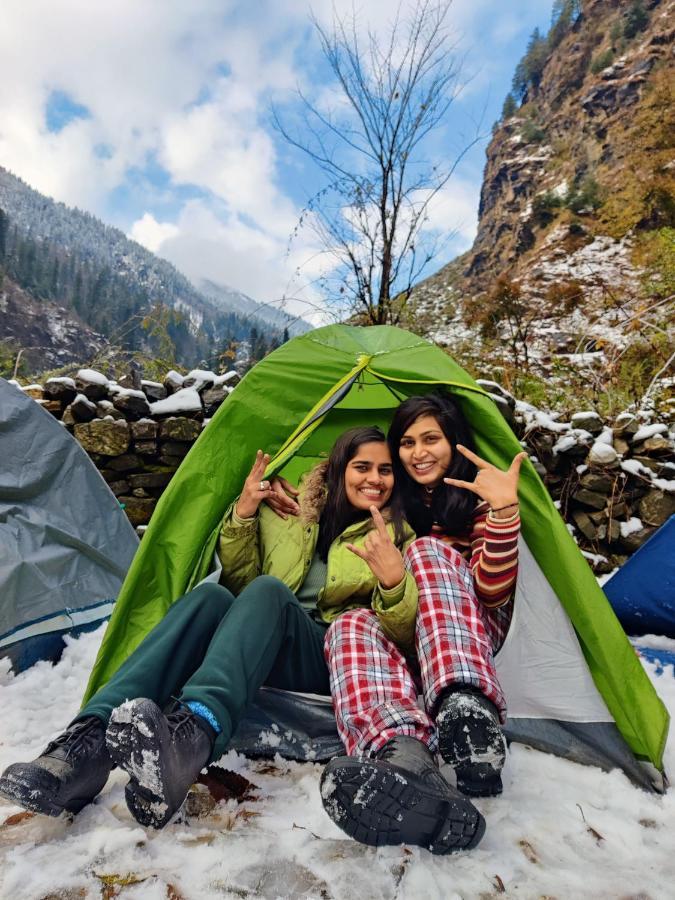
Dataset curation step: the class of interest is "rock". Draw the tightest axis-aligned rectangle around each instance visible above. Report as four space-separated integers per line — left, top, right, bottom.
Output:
141 380 167 402
108 479 131 497
107 453 142 472
572 510 598 540
638 434 672 456
151 388 203 418
159 417 202 442
476 380 516 407
201 384 231 416
613 413 639 437
160 441 191 458
96 400 126 421
619 525 657 553
613 436 630 455
134 440 158 456
75 368 110 402
119 496 156 526
572 487 608 510
638 490 675 527
183 369 216 392
587 442 619 467
112 389 152 420
158 455 182 468
488 393 516 427
62 406 76 426
74 420 130 456
38 400 63 417
22 384 44 399
44 377 77 404
69 394 98 423
632 455 666 474
131 419 158 440
132 488 151 498
597 519 621 544
128 472 174 490
578 472 616 493
163 370 184 395
571 411 604 436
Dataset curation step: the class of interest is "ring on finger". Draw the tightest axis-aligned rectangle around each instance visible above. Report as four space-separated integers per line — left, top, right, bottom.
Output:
259 480 269 492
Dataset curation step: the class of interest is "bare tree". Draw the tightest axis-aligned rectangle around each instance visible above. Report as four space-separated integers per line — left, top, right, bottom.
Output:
274 1 476 325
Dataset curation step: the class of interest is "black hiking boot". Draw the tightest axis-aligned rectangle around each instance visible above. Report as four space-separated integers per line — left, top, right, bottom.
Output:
436 688 506 797
320 736 485 854
105 698 214 829
0 716 112 816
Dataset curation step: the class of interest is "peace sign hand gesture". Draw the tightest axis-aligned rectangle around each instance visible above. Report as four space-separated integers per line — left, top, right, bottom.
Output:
346 506 406 590
444 445 527 517
235 450 276 519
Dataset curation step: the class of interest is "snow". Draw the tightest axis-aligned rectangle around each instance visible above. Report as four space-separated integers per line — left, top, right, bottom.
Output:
108 385 147 400
46 376 76 388
150 389 202 416
622 459 654 478
76 369 109 386
633 423 668 443
1 627 675 899
587 442 618 465
620 517 644 538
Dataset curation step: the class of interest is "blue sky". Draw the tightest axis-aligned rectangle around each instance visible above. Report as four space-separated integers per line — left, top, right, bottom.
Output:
0 0 551 322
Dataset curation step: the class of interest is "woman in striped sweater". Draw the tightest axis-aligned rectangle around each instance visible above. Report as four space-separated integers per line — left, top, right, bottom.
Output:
321 392 525 824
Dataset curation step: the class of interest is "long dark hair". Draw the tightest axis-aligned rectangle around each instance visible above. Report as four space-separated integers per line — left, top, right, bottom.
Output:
387 392 477 537
317 426 405 561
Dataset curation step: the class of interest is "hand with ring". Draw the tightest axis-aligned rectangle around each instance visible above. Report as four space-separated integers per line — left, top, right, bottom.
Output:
235 450 275 519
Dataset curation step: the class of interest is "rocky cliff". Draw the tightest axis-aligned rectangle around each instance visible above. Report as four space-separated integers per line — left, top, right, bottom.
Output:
414 0 674 371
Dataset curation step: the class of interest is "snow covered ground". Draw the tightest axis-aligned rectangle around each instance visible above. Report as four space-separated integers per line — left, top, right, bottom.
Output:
1 627 674 900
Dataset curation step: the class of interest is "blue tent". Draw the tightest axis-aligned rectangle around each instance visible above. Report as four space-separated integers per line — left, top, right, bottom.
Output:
603 515 675 638
0 379 138 672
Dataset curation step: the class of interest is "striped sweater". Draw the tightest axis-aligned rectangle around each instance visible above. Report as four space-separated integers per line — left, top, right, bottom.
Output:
430 501 520 609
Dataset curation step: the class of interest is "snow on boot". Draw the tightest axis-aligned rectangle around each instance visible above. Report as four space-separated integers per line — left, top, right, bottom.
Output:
436 689 506 797
0 716 112 816
106 698 214 829
320 735 485 854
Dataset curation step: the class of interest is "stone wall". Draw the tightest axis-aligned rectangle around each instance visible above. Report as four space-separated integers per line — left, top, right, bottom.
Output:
17 366 239 532
479 380 675 574
12 369 675 574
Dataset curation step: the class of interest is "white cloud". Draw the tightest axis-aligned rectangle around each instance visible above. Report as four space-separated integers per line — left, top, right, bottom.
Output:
129 213 180 254
0 0 544 315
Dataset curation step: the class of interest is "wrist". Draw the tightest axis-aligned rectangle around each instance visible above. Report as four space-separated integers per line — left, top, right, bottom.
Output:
235 500 257 520
489 501 519 520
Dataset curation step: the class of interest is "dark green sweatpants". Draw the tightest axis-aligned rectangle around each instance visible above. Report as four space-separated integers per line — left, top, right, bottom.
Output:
78 577 330 760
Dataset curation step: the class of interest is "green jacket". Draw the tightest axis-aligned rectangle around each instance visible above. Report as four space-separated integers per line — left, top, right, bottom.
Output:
217 464 418 649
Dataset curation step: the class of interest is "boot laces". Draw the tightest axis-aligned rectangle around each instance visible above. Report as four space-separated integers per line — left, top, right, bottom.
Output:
44 718 103 760
166 703 200 742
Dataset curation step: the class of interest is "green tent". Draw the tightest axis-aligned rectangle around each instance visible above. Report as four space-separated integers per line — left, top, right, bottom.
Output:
83 325 669 789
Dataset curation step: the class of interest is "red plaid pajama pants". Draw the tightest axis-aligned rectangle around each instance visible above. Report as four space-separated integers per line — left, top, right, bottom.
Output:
324 536 511 758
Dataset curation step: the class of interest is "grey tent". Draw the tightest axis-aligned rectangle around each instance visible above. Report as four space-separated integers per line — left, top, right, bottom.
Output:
0 378 138 672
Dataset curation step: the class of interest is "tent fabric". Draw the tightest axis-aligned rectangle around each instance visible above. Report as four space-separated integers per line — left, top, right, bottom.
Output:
603 516 675 638
0 378 138 672
81 325 669 787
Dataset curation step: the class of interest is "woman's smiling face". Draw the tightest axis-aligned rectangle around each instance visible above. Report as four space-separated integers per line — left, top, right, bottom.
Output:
398 415 452 489
344 441 394 511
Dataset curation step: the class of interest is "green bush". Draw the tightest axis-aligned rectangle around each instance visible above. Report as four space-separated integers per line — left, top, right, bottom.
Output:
590 49 614 75
624 1 648 40
565 176 605 213
532 191 563 227
522 119 546 143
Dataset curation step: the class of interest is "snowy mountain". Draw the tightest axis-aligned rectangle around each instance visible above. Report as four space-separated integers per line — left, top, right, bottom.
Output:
198 279 311 338
0 167 309 371
412 0 674 365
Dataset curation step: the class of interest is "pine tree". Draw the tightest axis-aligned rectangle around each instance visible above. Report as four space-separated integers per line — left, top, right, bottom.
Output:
0 209 8 264
624 1 648 40
501 93 517 119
